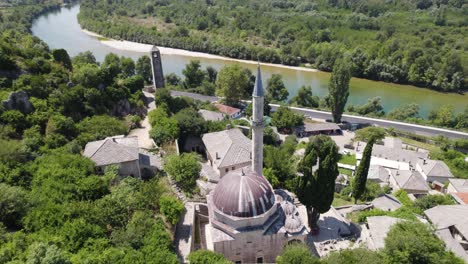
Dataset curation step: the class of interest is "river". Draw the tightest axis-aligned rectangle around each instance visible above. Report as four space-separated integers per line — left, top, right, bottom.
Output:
31 5 467 118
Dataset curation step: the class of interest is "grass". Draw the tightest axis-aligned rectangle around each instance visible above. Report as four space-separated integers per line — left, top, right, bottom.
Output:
339 154 357 166
339 168 353 177
397 136 440 153
333 196 354 207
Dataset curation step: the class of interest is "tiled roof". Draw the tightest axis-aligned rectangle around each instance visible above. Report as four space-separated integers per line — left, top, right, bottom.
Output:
202 128 251 168
449 178 468 192
392 170 429 192
198 109 225 122
83 136 139 166
418 159 453 178
368 165 391 182
452 193 468 205
370 144 428 165
301 122 341 132
214 103 241 116
425 205 468 239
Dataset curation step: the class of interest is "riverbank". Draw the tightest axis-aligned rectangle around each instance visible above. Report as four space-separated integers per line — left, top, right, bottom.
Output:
81 28 320 73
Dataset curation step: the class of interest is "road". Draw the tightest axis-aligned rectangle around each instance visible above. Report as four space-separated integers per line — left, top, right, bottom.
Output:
170 90 468 139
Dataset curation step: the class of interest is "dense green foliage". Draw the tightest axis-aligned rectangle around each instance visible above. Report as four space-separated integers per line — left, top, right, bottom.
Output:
290 85 319 108
295 135 339 229
324 248 382 264
159 195 184 225
271 106 304 132
78 0 467 92
0 2 182 261
188 250 231 264
164 153 201 193
384 221 463 264
276 244 319 264
267 74 289 102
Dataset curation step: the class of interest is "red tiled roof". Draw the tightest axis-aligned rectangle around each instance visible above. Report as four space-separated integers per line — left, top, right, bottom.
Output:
214 103 240 115
453 193 468 205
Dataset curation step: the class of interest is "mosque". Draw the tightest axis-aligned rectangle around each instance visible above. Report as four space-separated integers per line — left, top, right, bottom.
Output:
192 65 309 263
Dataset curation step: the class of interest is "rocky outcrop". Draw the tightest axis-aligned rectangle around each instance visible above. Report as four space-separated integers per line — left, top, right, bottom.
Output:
2 91 33 113
111 99 131 117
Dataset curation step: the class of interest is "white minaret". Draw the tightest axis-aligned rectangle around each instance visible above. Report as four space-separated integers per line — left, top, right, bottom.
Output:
252 64 264 175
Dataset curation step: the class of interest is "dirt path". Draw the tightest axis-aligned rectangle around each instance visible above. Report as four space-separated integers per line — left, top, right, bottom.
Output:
129 91 156 149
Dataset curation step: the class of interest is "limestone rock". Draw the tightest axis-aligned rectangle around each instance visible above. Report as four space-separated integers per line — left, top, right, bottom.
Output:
2 91 33 113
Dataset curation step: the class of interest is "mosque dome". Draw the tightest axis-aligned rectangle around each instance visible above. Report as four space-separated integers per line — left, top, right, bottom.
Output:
212 168 275 218
284 215 303 234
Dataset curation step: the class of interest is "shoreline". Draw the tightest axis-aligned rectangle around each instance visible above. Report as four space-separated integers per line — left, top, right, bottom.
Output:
80 28 320 73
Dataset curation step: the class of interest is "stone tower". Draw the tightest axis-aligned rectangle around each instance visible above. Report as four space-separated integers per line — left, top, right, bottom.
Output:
150 46 165 89
252 64 264 175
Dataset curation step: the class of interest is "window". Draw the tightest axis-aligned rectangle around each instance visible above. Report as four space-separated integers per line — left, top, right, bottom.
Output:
235 261 241 264
153 53 158 58
232 166 235 170
225 168 229 173
256 257 263 263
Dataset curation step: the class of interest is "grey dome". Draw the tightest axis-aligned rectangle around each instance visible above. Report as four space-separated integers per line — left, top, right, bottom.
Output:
285 215 303 234
212 168 275 218
282 201 296 216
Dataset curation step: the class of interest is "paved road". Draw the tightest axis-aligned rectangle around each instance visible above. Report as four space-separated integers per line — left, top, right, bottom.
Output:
170 90 468 139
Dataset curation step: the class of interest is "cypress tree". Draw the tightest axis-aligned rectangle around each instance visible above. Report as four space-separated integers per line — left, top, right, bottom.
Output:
329 57 351 123
352 137 375 203
295 135 340 231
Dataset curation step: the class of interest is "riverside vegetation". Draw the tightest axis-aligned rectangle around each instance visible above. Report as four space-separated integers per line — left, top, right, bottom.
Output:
78 0 467 92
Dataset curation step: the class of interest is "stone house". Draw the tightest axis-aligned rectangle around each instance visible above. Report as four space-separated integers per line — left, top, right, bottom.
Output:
388 170 429 196
202 128 251 177
83 135 161 178
214 103 242 119
416 159 454 183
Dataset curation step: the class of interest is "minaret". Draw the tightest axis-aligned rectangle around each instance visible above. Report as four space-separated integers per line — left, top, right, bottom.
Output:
150 46 165 89
252 64 264 175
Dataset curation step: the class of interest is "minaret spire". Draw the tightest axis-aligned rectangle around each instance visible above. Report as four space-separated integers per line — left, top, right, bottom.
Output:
252 63 264 175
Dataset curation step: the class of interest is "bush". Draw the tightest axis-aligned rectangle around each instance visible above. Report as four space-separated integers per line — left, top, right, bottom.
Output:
164 153 201 193
276 244 319 264
188 250 231 264
159 195 184 225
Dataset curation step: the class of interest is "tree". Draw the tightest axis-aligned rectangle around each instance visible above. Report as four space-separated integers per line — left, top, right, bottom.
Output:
267 74 289 102
26 242 70 264
173 108 206 139
388 103 420 121
354 127 386 142
205 66 218 83
136 56 152 84
183 60 205 89
295 135 339 230
271 106 304 132
325 248 382 264
384 221 464 264
328 57 351 123
413 195 454 212
188 250 231 264
216 64 250 106
428 105 455 127
0 183 29 229
347 97 384 116
52 49 72 71
120 57 136 77
352 137 375 203
164 153 201 192
159 195 184 225
276 244 319 264
72 51 97 65
290 85 319 108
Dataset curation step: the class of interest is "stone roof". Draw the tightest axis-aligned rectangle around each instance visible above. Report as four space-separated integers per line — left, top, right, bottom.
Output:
449 179 468 193
367 144 428 165
424 205 468 262
425 205 468 238
418 159 453 178
371 194 402 212
252 64 264 97
367 216 404 250
83 136 139 166
300 122 341 132
368 165 391 183
392 170 429 192
198 109 225 122
214 103 241 116
202 128 251 168
212 167 275 218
